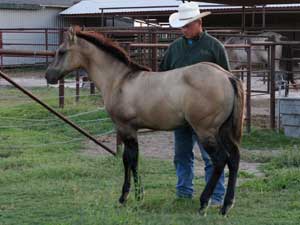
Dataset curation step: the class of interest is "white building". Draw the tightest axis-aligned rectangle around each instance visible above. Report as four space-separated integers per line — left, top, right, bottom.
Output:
0 0 77 66
0 0 78 28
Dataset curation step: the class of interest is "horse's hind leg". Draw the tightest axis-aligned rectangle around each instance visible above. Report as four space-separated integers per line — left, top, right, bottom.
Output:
198 140 227 216
220 143 240 215
118 132 143 204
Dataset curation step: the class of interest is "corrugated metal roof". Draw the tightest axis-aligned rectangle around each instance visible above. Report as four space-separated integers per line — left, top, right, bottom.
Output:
193 0 300 5
0 0 77 7
265 4 300 7
60 0 224 15
60 0 300 15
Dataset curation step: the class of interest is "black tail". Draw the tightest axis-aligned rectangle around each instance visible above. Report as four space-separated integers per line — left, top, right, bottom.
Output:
218 75 245 150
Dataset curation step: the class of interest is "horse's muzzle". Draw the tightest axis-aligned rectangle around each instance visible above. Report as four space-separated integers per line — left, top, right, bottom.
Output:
45 69 60 84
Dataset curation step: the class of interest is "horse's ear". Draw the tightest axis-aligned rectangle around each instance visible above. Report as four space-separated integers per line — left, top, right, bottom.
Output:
67 26 77 44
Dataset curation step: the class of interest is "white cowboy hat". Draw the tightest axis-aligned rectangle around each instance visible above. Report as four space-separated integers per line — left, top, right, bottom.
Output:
169 2 211 28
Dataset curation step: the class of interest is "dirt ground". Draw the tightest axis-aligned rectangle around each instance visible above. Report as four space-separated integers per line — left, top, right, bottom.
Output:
84 131 264 180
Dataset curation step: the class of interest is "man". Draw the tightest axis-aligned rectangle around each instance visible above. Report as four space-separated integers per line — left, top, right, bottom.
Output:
159 2 230 206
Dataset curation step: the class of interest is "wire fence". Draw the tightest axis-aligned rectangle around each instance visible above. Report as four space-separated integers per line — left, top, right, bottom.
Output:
0 129 116 150
0 81 115 152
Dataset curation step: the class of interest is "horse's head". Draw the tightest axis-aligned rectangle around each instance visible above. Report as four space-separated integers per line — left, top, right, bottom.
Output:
46 26 83 84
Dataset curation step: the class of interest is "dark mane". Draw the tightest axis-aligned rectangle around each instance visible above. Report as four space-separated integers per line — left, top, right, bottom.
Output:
75 31 151 72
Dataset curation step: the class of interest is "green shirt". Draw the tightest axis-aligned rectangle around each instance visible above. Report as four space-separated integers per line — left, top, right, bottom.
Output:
159 31 230 71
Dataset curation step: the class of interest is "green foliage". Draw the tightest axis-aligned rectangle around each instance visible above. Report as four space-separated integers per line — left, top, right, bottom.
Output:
241 168 300 192
238 170 256 179
240 149 274 163
268 147 300 169
242 128 300 150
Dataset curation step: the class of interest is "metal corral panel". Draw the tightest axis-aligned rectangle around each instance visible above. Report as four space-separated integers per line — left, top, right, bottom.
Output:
281 115 300 126
279 97 300 138
279 98 300 115
0 8 68 65
1 30 59 65
282 125 300 138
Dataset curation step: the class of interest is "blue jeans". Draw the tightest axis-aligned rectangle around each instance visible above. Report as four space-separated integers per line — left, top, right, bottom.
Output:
174 125 225 203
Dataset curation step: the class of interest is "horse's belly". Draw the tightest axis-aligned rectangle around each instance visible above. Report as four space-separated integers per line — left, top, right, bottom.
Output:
135 105 185 130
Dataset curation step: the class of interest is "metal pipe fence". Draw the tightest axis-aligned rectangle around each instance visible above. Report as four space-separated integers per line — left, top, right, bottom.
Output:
0 26 299 159
124 40 300 132
0 48 99 108
1 28 300 132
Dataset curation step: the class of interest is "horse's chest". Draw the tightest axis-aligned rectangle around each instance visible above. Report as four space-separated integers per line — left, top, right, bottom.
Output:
107 101 136 124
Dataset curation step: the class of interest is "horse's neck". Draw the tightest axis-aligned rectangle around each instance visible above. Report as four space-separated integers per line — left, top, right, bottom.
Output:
82 44 132 104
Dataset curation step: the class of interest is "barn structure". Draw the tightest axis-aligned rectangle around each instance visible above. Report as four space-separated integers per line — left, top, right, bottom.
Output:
58 1 300 72
0 0 77 28
0 0 77 66
60 0 300 37
1 0 300 67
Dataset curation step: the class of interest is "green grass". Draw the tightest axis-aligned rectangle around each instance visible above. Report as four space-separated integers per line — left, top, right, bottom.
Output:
1 87 300 224
241 128 300 150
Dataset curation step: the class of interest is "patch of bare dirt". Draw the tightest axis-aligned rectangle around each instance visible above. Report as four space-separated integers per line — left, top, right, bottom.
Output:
83 131 264 178
0 70 47 87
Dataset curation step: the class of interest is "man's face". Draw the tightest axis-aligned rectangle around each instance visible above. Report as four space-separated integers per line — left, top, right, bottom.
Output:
181 19 202 39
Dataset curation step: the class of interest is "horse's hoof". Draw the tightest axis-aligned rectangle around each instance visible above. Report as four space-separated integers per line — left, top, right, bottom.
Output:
220 203 234 216
199 203 208 216
119 192 129 204
119 196 126 205
136 194 144 202
198 207 208 216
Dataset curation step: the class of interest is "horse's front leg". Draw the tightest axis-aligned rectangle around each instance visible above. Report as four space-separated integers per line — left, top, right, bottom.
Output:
128 138 143 201
119 144 131 204
119 133 143 204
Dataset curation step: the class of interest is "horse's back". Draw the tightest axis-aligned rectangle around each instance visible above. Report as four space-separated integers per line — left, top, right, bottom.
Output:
179 62 233 89
154 61 234 100
170 62 236 131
